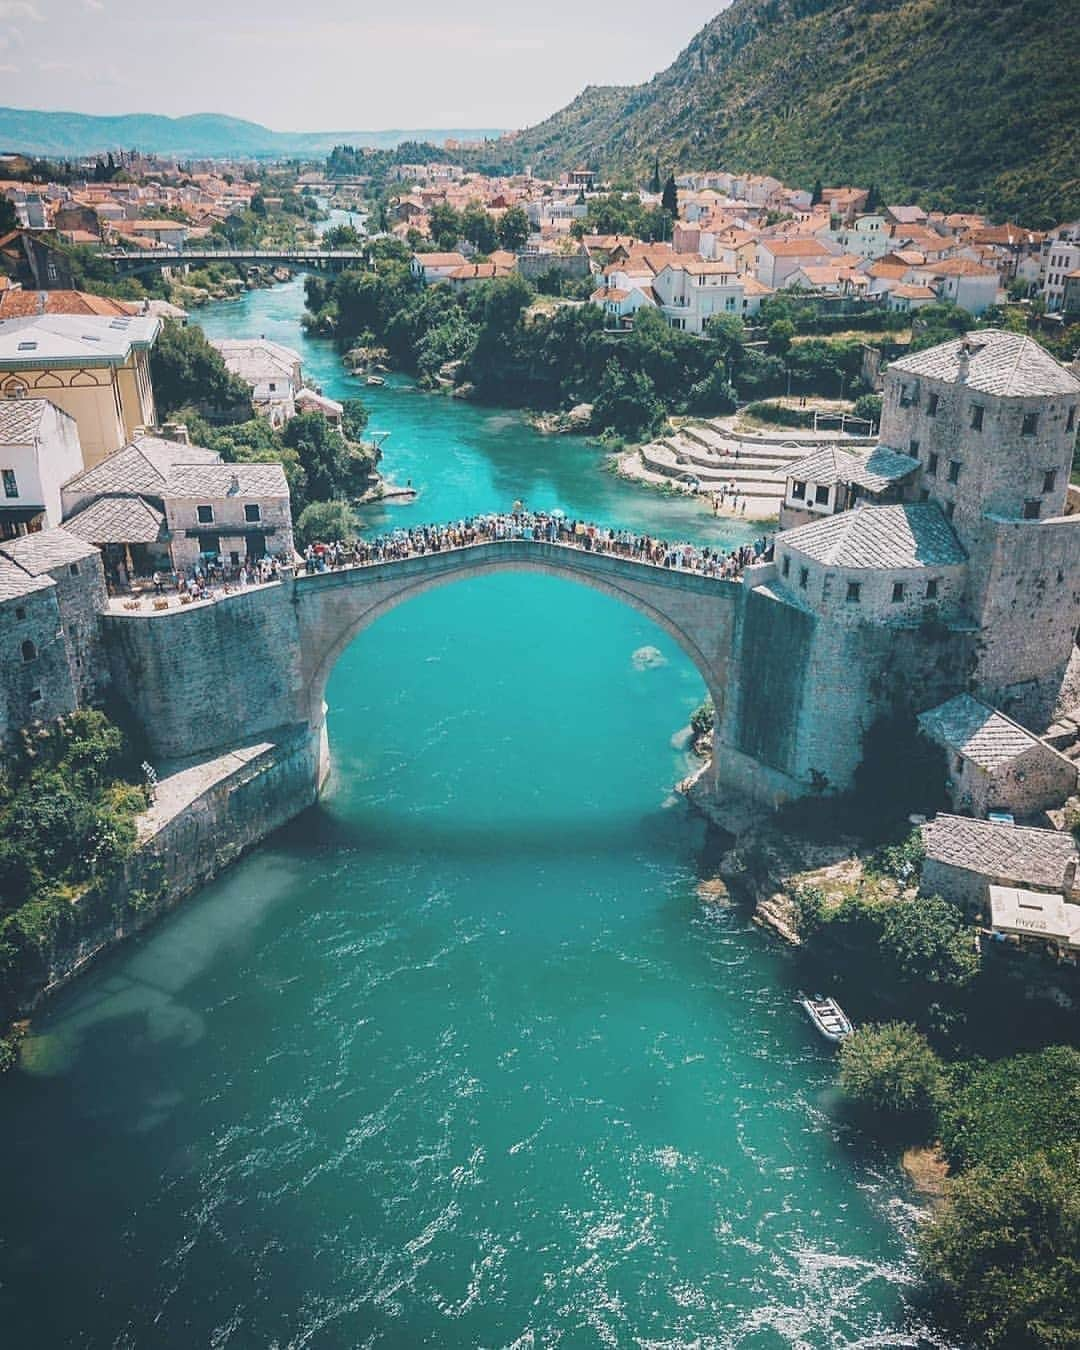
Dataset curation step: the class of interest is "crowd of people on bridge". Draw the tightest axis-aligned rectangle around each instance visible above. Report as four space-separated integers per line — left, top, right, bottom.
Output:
302 511 772 581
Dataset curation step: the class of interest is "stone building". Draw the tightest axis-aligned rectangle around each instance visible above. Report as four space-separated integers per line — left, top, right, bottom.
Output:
778 444 919 530
918 693 1077 819
209 339 302 427
921 813 1079 913
61 435 294 577
0 527 106 744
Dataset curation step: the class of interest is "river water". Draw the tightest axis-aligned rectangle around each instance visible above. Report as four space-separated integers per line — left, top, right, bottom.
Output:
0 277 932 1347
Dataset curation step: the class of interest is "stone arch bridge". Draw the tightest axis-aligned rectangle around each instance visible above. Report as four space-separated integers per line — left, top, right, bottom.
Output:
104 536 748 795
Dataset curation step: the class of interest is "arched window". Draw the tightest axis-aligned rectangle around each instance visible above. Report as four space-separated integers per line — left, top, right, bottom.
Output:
20 639 36 662
2 377 28 400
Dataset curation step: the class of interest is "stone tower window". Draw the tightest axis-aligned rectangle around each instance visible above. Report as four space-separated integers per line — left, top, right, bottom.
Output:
948 460 961 484
1022 413 1039 436
1043 470 1057 494
927 392 940 417
927 452 939 476
970 404 984 431
891 581 905 603
781 554 790 577
814 484 829 505
926 578 939 600
68 562 79 576
244 503 262 522
1023 499 1042 520
791 480 806 500
846 581 861 603
798 566 809 590
28 688 41 704
196 504 214 524
1067 406 1076 432
20 639 36 662
944 502 956 520
910 439 920 456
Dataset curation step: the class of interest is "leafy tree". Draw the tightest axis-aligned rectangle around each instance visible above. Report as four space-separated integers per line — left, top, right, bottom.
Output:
661 175 679 217
766 319 796 356
149 322 251 420
918 1144 1080 1349
939 1047 1080 1173
0 196 16 234
878 896 980 989
295 499 358 548
497 206 531 252
428 202 462 250
690 697 714 739
281 411 352 504
593 360 664 439
340 398 369 443
838 1021 946 1127
852 393 883 428
250 194 267 217
461 205 499 254
322 223 363 250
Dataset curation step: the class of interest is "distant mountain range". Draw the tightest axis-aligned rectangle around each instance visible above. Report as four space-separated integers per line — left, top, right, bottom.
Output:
0 108 504 161
506 0 1080 226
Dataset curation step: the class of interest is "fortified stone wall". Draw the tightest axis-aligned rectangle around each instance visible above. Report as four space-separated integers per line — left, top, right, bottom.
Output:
0 583 77 746
48 552 109 708
104 582 306 760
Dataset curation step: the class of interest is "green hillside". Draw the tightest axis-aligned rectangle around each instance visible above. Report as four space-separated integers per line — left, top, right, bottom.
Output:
506 0 1079 226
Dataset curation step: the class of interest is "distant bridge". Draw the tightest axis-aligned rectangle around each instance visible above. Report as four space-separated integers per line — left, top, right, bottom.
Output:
103 248 368 273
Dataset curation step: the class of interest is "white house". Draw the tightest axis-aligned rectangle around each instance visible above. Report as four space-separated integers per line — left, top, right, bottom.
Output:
910 259 1000 315
0 398 84 540
410 251 468 285
210 338 303 427
821 213 889 260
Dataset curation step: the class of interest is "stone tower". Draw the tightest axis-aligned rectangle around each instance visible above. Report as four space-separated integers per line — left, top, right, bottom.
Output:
881 331 1080 727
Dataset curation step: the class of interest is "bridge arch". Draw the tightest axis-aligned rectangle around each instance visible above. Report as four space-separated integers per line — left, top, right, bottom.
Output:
293 541 740 749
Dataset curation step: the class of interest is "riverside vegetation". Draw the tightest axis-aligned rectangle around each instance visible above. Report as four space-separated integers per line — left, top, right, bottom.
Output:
0 712 148 1069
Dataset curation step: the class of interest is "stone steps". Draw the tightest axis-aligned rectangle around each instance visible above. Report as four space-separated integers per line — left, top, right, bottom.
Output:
640 442 786 498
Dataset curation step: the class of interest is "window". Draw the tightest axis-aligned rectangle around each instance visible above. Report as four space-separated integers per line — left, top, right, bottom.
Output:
1022 412 1039 436
781 554 790 577
244 503 262 523
814 484 830 505
926 452 939 477
927 392 940 417
791 480 806 500
926 578 939 600
68 562 79 577
944 501 956 520
28 688 41 705
846 581 861 603
947 460 961 484
799 566 809 590
1043 469 1057 494
20 639 36 662
15 606 25 620
970 404 984 431
2 469 17 498
899 383 913 407
197 533 221 556
909 439 920 457
1067 406 1077 432
196 505 214 524
891 581 905 603
1023 499 1041 520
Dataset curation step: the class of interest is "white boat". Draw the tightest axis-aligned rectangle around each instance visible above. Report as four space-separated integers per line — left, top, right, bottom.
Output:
366 375 386 387
799 993 853 1043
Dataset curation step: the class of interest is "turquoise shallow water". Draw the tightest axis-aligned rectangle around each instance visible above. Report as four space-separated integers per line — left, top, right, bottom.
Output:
0 280 932 1347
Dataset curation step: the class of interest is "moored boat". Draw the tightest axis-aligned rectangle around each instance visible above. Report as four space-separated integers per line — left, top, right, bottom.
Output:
366 375 386 387
799 992 853 1042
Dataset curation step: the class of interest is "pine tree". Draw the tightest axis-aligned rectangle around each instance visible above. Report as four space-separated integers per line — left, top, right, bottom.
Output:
661 175 678 217
811 178 823 206
649 155 661 195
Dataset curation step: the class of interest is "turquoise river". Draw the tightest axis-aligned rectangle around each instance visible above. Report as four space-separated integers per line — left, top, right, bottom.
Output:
0 277 939 1347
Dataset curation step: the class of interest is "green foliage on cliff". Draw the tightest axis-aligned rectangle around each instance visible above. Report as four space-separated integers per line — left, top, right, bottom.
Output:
506 0 1079 226
917 1143 1080 1349
0 712 148 1042
151 321 252 420
838 1021 946 1130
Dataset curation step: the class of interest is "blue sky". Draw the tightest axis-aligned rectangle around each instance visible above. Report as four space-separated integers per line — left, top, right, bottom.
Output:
0 0 729 130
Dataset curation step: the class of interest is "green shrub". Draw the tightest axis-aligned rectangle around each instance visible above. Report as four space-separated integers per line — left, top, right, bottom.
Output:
838 1021 946 1127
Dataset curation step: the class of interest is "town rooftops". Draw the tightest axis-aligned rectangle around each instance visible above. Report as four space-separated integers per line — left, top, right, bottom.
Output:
63 436 219 499
987 886 1080 949
64 494 167 544
0 552 55 602
164 462 289 498
888 330 1080 397
0 289 131 319
413 251 467 268
784 445 920 493
758 238 834 256
0 527 100 575
0 313 161 369
781 501 965 570
918 694 1051 771
0 398 59 445
921 814 1079 890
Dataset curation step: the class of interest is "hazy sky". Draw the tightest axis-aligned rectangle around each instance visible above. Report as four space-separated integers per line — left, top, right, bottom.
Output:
1 0 728 131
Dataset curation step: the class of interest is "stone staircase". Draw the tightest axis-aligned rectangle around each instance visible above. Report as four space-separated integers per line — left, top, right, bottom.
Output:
638 419 877 513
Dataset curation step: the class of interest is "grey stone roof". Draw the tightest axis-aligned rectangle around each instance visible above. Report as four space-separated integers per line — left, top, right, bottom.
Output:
781 502 966 570
889 329 1080 397
0 398 50 445
922 813 1078 890
0 553 54 602
0 527 100 575
919 694 1044 770
784 445 919 492
165 463 290 498
63 437 219 498
64 494 167 544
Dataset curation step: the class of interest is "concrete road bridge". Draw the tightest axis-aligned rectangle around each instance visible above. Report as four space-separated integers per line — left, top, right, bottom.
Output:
104 248 367 274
